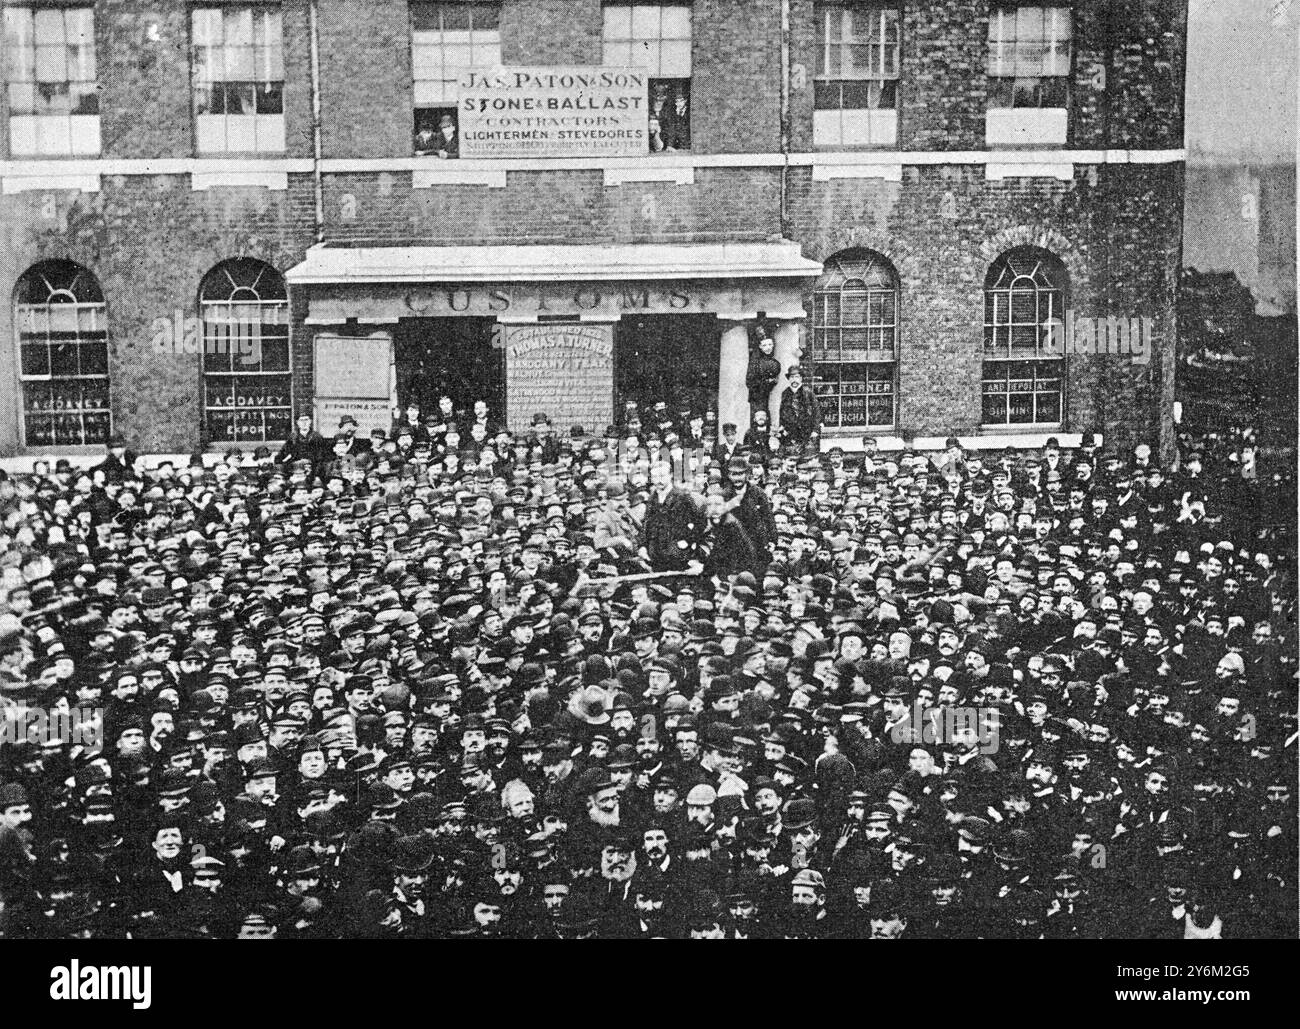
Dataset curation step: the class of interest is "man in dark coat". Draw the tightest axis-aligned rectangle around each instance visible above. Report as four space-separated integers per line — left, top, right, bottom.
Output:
276 414 327 471
701 489 757 581
642 461 704 572
729 461 776 576
746 327 782 418
91 435 136 485
778 365 822 455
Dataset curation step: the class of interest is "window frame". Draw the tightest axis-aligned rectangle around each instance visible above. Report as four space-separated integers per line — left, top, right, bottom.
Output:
13 259 111 449
410 1 502 155
986 4 1073 111
807 249 899 431
3 3 101 157
190 2 286 156
199 258 293 445
601 2 693 153
812 1 901 148
981 246 1067 429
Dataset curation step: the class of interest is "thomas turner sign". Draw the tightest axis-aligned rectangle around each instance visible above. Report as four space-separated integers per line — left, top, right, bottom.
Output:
458 67 647 158
505 322 614 431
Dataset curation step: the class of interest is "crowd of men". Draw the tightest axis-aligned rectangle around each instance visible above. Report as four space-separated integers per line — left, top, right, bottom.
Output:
0 394 1293 939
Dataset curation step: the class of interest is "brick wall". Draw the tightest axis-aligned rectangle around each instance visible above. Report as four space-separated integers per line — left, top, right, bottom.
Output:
318 0 413 158
0 178 315 453
692 0 783 154
98 0 194 159
787 159 1183 451
897 1 988 151
0 1 1189 455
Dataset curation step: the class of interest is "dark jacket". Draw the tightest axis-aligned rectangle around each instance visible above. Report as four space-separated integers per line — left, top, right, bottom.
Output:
779 384 823 447
702 513 757 581
644 488 704 571
746 351 782 410
276 430 327 468
732 485 776 572
91 451 136 485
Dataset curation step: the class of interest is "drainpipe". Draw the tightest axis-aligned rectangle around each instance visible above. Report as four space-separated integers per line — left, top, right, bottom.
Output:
780 0 791 237
308 0 325 244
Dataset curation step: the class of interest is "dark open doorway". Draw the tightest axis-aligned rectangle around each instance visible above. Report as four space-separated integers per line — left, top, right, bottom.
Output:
614 314 720 422
394 317 504 422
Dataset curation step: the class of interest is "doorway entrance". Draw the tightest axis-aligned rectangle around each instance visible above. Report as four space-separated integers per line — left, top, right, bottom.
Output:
614 314 720 423
394 317 504 423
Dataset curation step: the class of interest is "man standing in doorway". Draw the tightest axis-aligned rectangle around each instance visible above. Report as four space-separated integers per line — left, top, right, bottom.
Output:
746 325 782 420
779 366 822 456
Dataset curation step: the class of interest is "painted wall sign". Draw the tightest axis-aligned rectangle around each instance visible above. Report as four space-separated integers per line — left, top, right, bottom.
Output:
313 333 393 399
305 280 806 324
504 322 614 432
458 67 647 159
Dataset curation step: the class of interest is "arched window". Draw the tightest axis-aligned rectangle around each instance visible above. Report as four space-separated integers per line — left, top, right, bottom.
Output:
199 258 291 442
982 245 1066 425
807 248 898 428
14 260 110 446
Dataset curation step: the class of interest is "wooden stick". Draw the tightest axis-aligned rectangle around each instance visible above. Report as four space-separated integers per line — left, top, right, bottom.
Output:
582 569 704 586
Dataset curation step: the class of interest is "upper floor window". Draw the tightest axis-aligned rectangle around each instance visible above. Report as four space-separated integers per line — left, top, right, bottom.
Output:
982 247 1066 426
3 5 99 156
986 5 1071 145
192 4 285 154
808 249 898 429
200 259 291 443
813 3 899 148
412 2 500 157
14 260 110 446
602 3 691 152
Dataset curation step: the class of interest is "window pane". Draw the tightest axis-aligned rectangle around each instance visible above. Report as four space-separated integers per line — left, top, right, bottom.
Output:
470 42 500 66
254 112 284 151
256 82 283 114
661 5 691 39
192 7 221 46
71 81 98 112
227 7 254 47
34 112 71 151
228 82 256 115
660 40 691 77
1016 7 1045 42
33 7 64 46
443 43 472 69
9 82 35 112
631 6 660 40
34 44 66 82
632 39 660 71
4 7 33 52
226 44 255 80
603 40 633 66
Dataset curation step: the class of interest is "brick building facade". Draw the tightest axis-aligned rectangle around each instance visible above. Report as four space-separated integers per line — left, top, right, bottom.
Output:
0 0 1186 458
